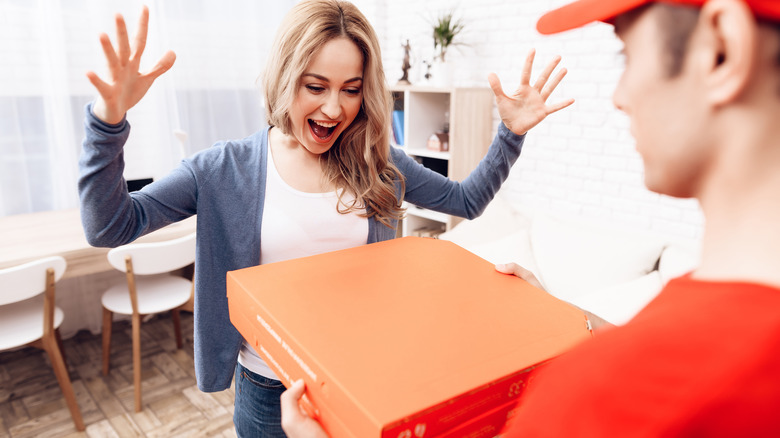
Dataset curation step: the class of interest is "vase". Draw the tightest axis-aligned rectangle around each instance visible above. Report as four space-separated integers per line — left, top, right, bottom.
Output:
429 59 451 88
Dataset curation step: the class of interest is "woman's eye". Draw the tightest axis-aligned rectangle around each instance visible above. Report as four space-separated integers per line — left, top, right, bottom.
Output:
344 88 361 95
306 85 325 93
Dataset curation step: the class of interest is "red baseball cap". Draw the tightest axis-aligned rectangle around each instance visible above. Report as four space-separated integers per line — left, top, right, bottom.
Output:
537 0 780 34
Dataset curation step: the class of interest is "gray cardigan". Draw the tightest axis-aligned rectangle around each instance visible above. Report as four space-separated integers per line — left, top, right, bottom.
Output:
78 104 525 392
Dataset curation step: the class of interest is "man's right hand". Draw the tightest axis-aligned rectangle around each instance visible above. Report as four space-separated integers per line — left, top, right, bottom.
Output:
495 262 614 331
495 262 545 290
86 5 175 124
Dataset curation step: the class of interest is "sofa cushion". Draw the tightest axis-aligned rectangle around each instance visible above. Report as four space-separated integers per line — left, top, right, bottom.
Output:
439 193 542 276
438 193 530 248
530 213 666 304
450 230 539 274
569 271 664 325
658 242 701 284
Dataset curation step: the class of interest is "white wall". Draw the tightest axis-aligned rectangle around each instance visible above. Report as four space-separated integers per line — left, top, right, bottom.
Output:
353 0 704 244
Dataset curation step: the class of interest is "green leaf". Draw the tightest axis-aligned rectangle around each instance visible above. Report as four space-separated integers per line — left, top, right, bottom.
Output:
431 11 464 62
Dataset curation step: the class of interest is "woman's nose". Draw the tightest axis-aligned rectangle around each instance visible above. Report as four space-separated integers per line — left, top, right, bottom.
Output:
321 93 342 119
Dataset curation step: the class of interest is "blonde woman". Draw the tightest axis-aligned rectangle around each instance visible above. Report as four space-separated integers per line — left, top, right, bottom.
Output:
79 1 572 435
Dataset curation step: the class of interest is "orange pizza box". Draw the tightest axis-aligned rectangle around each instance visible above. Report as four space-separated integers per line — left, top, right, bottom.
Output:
227 236 591 438
433 362 550 438
434 396 521 438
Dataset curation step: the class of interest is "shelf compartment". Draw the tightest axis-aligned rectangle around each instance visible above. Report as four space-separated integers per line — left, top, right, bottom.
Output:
405 147 450 160
403 202 449 223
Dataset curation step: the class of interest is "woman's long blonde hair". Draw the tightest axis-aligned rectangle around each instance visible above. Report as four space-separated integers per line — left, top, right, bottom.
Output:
262 0 404 228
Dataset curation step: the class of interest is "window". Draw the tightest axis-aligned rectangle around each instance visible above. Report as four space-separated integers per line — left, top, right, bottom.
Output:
0 0 293 216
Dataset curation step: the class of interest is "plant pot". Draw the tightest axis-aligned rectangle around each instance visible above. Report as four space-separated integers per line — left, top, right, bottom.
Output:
429 59 451 88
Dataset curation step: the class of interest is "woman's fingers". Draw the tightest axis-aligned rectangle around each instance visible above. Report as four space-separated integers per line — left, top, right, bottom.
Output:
541 67 568 101
545 97 575 115
487 72 507 100
519 49 535 87
131 6 150 62
533 55 562 94
85 71 111 96
281 380 307 416
115 14 131 65
99 33 119 71
145 50 177 80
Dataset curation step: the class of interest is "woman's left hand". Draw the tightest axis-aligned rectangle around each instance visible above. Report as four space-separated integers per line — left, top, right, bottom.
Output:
488 49 574 136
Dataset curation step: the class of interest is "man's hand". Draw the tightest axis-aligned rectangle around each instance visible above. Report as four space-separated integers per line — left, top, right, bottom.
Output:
487 49 574 136
281 380 330 438
495 262 614 331
581 310 613 331
86 6 176 124
495 262 545 290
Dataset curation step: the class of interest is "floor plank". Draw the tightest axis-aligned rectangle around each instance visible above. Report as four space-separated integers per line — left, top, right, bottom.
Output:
0 313 236 437
182 386 230 420
107 413 144 438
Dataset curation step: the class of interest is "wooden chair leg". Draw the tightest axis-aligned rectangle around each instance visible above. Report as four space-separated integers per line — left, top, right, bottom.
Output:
132 313 142 412
42 333 85 431
55 328 67 367
171 309 183 349
102 307 113 375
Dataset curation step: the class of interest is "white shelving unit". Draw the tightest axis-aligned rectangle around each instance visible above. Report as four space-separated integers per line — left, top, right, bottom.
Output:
390 85 494 238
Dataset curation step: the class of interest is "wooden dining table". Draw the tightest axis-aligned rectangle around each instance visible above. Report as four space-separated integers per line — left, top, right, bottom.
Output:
0 208 198 337
0 208 197 279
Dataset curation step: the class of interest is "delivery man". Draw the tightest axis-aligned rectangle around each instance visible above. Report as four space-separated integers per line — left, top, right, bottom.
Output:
281 1 780 436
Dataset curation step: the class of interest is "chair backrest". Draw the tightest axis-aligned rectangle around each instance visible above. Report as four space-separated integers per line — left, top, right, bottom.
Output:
0 256 67 305
107 232 196 275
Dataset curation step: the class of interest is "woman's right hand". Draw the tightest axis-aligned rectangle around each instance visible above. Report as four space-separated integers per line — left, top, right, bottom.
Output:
86 6 176 125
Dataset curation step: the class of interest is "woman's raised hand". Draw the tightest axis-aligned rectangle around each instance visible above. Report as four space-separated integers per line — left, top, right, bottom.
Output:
86 6 176 124
488 49 574 136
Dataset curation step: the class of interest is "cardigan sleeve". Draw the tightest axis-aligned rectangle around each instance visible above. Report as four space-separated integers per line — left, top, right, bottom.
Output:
78 103 198 247
392 122 525 220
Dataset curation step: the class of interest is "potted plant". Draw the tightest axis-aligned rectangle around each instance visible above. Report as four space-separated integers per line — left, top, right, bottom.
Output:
432 11 464 63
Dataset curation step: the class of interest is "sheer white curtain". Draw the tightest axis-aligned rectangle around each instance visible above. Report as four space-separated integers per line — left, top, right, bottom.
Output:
0 0 294 217
0 0 294 336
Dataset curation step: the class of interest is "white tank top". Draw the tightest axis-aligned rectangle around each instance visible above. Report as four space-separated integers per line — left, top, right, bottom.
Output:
238 143 368 379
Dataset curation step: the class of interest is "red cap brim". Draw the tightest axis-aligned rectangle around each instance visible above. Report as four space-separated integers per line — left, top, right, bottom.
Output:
537 0 780 35
536 0 651 34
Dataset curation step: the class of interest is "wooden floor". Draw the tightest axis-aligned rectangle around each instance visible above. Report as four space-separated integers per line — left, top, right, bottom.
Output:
0 312 237 437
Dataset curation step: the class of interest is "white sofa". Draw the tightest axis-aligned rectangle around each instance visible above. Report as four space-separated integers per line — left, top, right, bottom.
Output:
438 194 701 325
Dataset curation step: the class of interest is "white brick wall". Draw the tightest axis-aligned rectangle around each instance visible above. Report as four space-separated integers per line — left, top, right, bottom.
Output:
354 0 704 243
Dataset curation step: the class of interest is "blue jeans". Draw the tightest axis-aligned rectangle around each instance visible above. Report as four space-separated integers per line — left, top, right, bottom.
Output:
233 362 287 437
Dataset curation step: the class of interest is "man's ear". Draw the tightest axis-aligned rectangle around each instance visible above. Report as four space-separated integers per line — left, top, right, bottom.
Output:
696 0 758 106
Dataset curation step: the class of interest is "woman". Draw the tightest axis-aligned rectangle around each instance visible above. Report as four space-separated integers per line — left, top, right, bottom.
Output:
79 1 572 436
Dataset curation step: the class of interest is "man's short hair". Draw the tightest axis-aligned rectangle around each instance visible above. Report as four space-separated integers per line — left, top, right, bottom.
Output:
655 4 700 77
655 3 780 78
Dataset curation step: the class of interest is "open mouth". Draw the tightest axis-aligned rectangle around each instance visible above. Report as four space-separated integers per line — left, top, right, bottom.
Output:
308 119 339 143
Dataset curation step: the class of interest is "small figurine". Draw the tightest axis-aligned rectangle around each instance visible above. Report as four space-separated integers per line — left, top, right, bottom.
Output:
398 39 412 85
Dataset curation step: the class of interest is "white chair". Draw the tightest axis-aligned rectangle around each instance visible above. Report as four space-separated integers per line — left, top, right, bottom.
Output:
0 256 85 431
102 232 196 412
